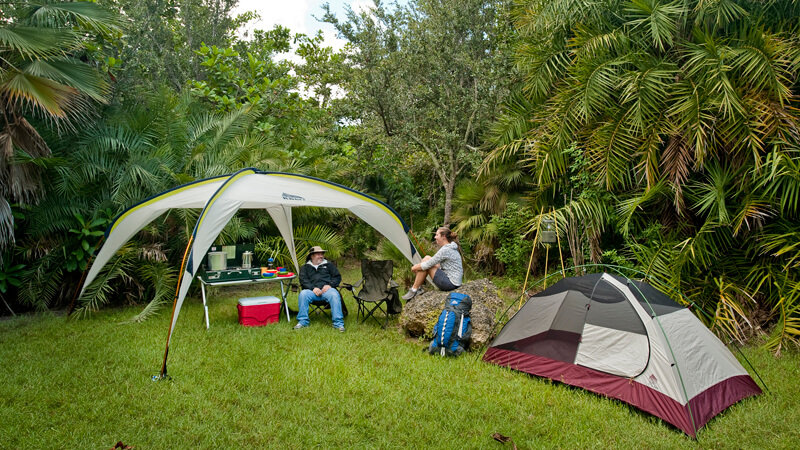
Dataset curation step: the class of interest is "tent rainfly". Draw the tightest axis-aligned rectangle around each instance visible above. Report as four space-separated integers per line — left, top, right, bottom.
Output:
482 273 762 437
79 168 420 377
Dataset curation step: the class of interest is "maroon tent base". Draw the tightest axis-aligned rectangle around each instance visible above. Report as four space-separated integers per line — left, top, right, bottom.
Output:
483 347 762 437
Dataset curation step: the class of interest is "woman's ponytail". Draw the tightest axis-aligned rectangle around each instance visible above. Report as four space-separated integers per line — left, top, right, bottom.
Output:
438 226 465 262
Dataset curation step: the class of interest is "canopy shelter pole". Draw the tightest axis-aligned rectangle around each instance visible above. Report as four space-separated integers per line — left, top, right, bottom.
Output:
2 297 14 316
158 234 195 379
408 230 427 258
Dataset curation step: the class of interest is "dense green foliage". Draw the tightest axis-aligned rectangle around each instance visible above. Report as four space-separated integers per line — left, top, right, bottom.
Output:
478 0 800 353
1 0 798 355
324 0 515 226
108 0 245 97
0 1 121 248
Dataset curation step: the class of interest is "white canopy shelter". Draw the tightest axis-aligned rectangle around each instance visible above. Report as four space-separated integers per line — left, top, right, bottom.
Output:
79 168 420 377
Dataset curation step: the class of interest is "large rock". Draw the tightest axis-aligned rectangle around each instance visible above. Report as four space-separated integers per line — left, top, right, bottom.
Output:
399 278 505 350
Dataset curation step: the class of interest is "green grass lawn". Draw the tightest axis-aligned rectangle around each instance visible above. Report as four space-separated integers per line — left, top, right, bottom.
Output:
1 271 798 449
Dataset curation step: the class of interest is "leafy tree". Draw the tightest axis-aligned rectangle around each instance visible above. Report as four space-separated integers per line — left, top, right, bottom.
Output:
324 0 515 226
108 0 246 96
187 27 350 168
0 1 120 249
293 31 346 109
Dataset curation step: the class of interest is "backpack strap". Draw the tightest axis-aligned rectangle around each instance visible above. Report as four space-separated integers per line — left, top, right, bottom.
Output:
442 308 463 352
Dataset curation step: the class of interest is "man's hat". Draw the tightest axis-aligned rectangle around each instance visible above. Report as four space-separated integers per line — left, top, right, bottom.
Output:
309 246 327 254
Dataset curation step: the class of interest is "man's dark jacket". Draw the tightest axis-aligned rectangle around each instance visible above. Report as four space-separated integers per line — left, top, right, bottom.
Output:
299 259 341 290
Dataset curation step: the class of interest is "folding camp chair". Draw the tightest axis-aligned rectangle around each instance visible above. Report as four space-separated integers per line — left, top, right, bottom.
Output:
341 259 399 327
295 258 348 323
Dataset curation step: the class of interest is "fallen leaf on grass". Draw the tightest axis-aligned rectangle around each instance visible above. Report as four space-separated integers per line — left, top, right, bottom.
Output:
492 432 517 449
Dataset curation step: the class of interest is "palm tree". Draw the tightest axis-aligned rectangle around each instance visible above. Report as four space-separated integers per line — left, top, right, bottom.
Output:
0 1 120 249
486 0 800 350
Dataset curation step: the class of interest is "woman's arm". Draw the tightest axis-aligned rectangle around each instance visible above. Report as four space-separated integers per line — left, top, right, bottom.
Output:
420 246 448 271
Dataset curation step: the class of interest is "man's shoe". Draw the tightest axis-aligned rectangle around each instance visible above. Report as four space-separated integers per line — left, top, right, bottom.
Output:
293 323 308 330
336 326 345 333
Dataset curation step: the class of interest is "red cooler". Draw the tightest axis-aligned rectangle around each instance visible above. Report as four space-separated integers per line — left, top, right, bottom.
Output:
237 296 280 326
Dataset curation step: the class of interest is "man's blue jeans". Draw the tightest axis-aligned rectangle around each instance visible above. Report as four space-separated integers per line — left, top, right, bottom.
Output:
297 288 344 328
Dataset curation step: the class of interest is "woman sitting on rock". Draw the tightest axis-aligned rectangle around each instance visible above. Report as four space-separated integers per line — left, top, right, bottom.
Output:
402 226 463 300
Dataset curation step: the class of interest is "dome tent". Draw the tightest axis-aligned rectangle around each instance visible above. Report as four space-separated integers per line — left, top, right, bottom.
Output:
482 273 761 437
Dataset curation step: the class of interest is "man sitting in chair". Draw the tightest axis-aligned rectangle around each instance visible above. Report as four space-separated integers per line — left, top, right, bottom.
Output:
294 246 345 332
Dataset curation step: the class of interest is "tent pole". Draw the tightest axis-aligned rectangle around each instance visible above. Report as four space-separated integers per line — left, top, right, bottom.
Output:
408 230 427 258
2 296 15 316
159 234 194 379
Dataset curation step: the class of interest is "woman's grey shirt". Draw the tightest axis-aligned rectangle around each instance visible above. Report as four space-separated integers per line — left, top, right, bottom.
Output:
420 242 463 286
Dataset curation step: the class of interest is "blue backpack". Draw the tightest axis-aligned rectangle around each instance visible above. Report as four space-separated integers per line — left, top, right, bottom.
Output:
429 292 472 356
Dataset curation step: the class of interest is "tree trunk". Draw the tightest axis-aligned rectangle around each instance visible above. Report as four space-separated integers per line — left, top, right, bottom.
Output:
443 177 454 227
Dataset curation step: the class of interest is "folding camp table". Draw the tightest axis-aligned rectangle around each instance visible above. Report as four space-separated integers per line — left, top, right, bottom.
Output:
198 274 296 328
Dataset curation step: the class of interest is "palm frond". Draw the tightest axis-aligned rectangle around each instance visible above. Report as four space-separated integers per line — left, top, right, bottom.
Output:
683 33 744 120
758 228 800 270
763 275 800 355
686 163 738 225
730 196 773 236
23 58 110 103
24 1 122 35
0 26 79 59
18 251 64 310
659 134 691 213
484 90 536 152
1 69 78 119
125 262 177 323
74 245 137 318
586 115 638 189
759 148 800 216
710 276 760 344
629 239 682 293
617 181 670 237
624 0 682 52
256 223 344 269
217 215 258 244
694 0 749 30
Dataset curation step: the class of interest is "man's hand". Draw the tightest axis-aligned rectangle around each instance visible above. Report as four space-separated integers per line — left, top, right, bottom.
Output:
321 285 331 293
411 263 422 272
312 287 322 296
